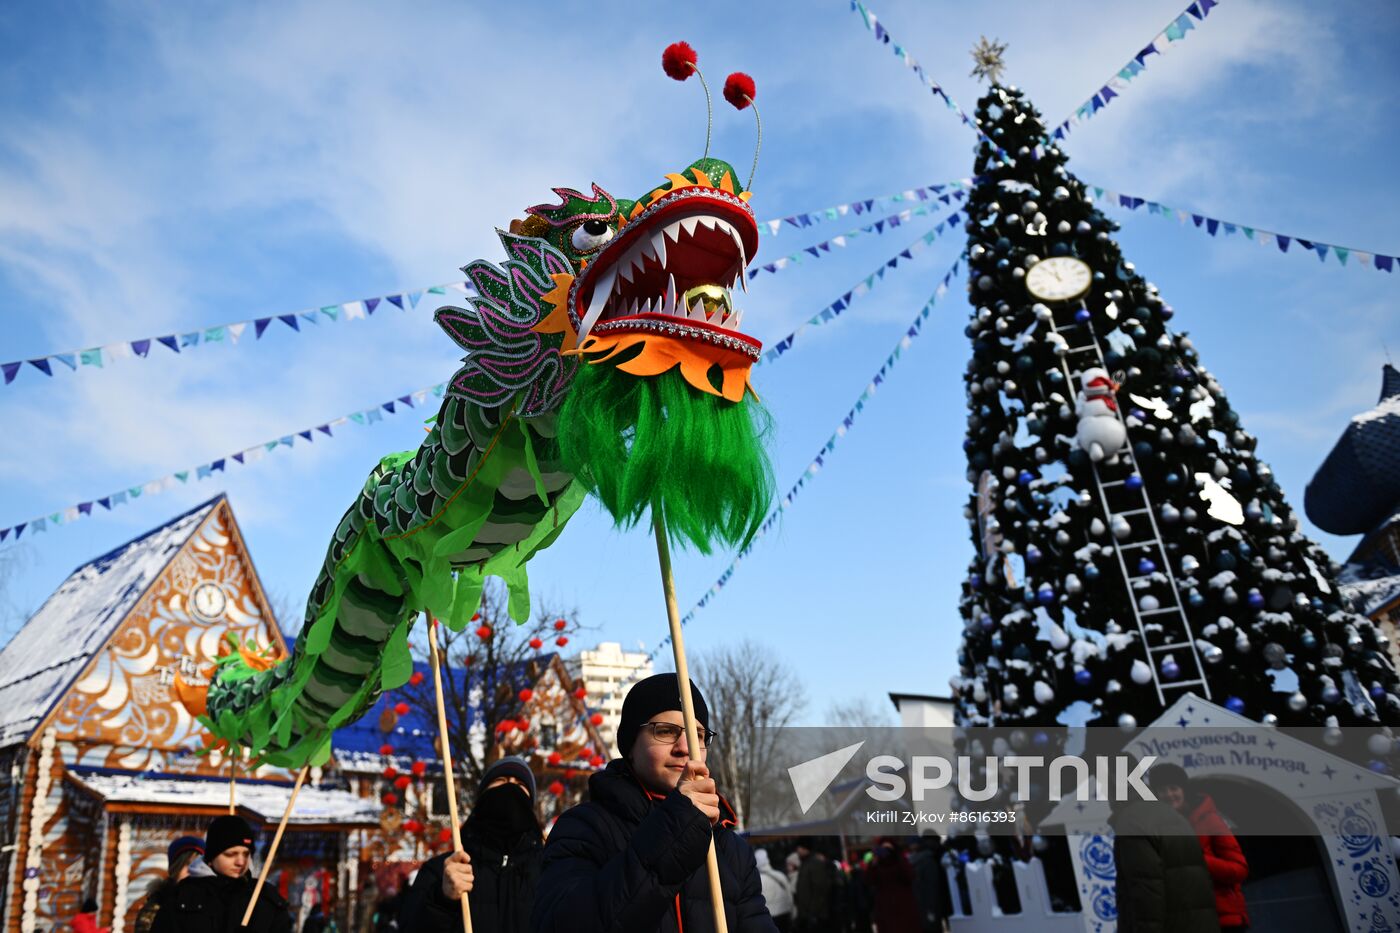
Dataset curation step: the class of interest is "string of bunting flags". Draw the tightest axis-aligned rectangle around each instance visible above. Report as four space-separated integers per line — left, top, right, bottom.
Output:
750 193 966 279
847 1 1009 162
0 384 448 544
758 180 968 236
1050 0 1224 142
0 235 963 546
757 209 964 365
1095 183 1397 273
594 260 965 704
2 281 476 388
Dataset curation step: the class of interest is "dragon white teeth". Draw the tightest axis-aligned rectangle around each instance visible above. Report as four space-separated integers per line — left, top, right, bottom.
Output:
665 274 678 316
680 216 700 237
689 300 706 322
651 232 667 268
576 267 617 344
730 307 743 329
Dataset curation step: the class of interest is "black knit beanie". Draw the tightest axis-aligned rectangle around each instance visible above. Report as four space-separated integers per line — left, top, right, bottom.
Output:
480 755 537 798
616 673 710 757
204 814 256 861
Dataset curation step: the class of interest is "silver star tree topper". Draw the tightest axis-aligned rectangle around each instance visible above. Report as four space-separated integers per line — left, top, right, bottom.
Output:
970 36 1009 84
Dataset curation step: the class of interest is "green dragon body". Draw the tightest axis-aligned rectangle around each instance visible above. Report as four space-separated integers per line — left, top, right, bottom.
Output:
200 157 766 768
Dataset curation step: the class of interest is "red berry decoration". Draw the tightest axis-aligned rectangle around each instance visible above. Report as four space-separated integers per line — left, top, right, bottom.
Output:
404 819 423 834
723 72 757 110
590 713 604 726
382 792 398 805
518 688 534 703
529 637 543 650
476 625 493 640
382 766 398 779
497 720 513 733
662 41 698 81
438 827 453 844
411 761 427 777
409 672 425 686
547 751 562 766
556 636 569 647
549 780 565 796
471 612 481 621
516 717 530 730
590 756 605 768
393 775 411 790
553 618 567 631
394 702 410 716
574 686 587 699
379 743 394 756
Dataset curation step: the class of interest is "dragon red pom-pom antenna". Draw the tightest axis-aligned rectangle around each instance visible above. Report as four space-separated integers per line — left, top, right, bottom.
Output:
662 41 712 159
724 72 763 190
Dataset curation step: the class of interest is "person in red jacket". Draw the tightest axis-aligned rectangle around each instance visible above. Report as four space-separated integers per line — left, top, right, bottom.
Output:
72 897 110 933
1149 763 1250 931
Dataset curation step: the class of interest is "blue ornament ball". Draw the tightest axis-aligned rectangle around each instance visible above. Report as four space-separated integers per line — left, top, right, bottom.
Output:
1187 592 1205 609
1018 470 1035 485
1075 309 1091 324
1074 669 1093 687
1085 565 1101 581
1372 684 1388 700
1161 659 1180 680
1247 590 1265 609
1125 475 1144 491
1137 558 1156 575
1369 760 1389 774
1027 546 1043 564
1225 697 1246 714
1033 731 1050 748
1165 472 1181 486
1037 585 1056 605
980 614 995 630
970 574 983 590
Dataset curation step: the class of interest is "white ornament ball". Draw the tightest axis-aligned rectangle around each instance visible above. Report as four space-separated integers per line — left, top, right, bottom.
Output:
1131 660 1153 685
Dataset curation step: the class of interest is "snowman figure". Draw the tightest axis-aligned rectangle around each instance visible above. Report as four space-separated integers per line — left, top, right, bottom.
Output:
1075 367 1126 462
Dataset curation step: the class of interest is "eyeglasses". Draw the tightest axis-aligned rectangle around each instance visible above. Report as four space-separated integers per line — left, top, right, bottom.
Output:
641 722 718 748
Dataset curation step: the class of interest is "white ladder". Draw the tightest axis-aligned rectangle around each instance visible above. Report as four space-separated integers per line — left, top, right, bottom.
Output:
1046 306 1211 706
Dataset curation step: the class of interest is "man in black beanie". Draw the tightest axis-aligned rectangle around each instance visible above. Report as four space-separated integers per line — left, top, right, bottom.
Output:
400 755 546 933
152 814 291 933
532 673 777 933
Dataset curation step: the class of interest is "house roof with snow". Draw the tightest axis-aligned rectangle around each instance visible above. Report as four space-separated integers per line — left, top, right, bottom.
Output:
0 495 223 748
65 766 379 826
1305 363 1400 537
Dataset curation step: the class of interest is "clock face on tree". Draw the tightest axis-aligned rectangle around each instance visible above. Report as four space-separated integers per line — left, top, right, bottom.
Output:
190 582 228 621
1025 256 1092 302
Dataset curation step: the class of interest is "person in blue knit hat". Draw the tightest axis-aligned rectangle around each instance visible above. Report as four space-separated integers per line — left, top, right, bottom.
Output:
134 835 204 932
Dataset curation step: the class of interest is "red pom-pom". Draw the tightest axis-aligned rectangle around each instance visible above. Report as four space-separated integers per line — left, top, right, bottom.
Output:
549 780 565 796
409 672 425 686
547 751 562 766
516 717 530 730
529 637 543 650
518 688 534 703
553 618 567 631
438 827 454 844
404 819 423 834
497 720 513 733
476 625 493 640
556 636 569 648
411 760 427 777
590 755 606 768
382 792 398 805
590 713 605 727
471 612 481 622
662 42 698 81
378 743 394 756
382 766 398 779
574 686 587 700
394 702 410 716
393 775 411 790
723 72 756 110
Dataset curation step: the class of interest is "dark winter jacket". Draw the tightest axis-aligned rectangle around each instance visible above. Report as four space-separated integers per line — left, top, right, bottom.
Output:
531 759 778 933
150 871 292 933
1110 800 1220 933
1185 794 1249 929
793 855 836 930
400 829 544 933
865 846 922 933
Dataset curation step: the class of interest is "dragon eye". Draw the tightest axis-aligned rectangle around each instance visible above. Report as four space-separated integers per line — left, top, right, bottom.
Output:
570 219 614 253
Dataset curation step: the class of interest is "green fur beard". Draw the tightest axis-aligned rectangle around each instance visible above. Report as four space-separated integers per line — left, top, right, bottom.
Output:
557 364 775 554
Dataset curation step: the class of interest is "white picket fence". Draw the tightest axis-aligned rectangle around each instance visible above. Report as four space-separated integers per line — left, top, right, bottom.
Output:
946 858 1086 933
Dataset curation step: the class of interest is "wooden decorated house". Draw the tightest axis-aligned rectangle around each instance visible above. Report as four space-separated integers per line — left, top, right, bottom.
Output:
0 496 377 933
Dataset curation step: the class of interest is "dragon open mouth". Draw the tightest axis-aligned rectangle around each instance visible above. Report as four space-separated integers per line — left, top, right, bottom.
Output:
570 187 761 360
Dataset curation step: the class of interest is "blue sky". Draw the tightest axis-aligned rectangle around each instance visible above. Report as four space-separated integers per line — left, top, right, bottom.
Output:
2 0 1398 724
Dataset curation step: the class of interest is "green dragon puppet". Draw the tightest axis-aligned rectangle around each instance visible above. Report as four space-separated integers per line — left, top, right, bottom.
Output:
190 50 774 769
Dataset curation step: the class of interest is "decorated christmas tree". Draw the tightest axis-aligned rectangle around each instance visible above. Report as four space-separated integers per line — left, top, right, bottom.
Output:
949 77 1400 734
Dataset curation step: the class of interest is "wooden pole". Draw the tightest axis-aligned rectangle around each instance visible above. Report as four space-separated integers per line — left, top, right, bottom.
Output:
428 618 474 933
241 764 309 928
653 515 729 933
228 745 238 814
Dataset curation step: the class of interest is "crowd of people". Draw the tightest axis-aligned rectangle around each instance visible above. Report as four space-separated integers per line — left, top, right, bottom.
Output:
57 675 1250 933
